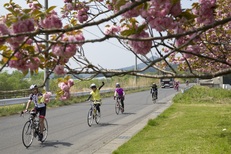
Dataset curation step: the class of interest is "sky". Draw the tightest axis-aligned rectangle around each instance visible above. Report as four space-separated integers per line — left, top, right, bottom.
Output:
0 0 198 72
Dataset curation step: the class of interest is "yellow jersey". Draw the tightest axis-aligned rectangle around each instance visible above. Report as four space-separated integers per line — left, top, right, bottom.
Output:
90 89 101 101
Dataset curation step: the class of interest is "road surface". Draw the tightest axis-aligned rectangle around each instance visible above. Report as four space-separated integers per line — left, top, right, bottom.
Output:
0 88 178 154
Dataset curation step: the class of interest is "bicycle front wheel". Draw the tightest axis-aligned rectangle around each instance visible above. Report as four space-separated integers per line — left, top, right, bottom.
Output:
115 101 120 115
87 109 93 127
95 110 101 124
41 118 48 142
22 121 34 148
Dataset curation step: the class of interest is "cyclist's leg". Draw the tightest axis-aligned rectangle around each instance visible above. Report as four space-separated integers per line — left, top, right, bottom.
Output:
95 104 100 113
121 97 124 109
38 106 46 141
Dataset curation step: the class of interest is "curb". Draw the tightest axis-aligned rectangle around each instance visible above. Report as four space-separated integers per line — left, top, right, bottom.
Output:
94 99 174 154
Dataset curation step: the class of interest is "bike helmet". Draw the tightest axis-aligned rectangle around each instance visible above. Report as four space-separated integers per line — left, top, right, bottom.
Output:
116 83 120 88
90 83 96 88
29 84 37 90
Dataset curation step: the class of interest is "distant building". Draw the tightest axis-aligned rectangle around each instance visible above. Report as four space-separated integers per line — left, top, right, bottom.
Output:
199 74 231 88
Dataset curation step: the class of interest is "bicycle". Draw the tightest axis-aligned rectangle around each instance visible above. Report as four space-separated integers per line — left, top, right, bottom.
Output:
151 91 157 103
115 97 124 115
87 101 101 127
21 110 48 148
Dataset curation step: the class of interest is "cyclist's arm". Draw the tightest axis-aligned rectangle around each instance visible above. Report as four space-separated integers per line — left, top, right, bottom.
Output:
123 91 125 96
25 99 32 111
114 91 117 97
86 95 92 101
99 82 105 90
113 91 117 99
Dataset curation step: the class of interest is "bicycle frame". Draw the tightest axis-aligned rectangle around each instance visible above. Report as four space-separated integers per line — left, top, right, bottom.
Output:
151 91 157 103
21 111 48 148
87 101 101 127
115 97 124 115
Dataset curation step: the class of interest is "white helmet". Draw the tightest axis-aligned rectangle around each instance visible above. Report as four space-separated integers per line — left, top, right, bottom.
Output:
90 83 96 88
116 83 120 87
29 84 37 90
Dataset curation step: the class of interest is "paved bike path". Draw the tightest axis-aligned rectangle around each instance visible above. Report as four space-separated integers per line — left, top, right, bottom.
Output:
93 93 175 154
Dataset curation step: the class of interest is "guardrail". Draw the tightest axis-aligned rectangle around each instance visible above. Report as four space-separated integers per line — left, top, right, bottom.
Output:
0 87 145 106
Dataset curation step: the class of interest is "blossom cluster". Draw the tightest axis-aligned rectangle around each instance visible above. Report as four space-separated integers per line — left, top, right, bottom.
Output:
58 79 75 101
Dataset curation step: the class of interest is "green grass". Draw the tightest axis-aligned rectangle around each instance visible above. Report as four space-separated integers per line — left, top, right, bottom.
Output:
0 86 149 117
113 86 231 154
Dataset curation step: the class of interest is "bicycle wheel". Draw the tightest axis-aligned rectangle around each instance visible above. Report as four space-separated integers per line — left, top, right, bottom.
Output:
115 101 120 115
40 118 48 142
22 121 34 148
87 109 93 127
95 110 101 124
152 95 157 104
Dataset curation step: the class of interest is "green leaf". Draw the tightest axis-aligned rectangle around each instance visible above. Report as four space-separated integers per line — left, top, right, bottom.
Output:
121 29 136 36
46 6 56 13
115 0 127 10
179 9 197 20
23 8 32 14
136 24 146 34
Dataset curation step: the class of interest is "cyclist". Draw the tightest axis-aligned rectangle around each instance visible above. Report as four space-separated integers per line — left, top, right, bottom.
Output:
174 80 180 91
186 80 189 86
24 84 46 141
114 83 125 111
150 83 158 99
86 82 105 114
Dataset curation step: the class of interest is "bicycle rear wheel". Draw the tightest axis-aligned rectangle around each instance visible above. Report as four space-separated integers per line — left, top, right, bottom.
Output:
87 109 93 127
152 93 157 104
95 110 101 124
40 118 48 142
22 121 34 148
152 95 157 103
115 101 120 115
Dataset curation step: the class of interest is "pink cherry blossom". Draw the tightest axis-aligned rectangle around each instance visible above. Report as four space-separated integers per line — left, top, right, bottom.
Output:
0 22 10 45
27 57 40 71
43 92 52 103
12 19 35 33
128 31 152 55
54 65 66 75
39 11 62 29
68 79 74 87
77 8 89 23
104 25 120 35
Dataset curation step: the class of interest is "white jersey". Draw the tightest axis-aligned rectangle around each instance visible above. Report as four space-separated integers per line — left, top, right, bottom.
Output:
29 93 45 108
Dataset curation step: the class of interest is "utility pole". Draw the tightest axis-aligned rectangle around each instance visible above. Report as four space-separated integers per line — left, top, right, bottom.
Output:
134 56 137 86
44 0 49 91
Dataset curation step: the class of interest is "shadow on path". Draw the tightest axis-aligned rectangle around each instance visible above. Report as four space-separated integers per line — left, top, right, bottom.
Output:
40 140 73 148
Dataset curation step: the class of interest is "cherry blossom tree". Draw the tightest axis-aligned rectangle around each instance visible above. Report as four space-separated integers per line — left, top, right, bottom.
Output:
0 0 231 87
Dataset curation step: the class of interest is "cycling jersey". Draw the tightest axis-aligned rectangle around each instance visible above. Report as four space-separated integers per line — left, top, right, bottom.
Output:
29 93 45 108
90 89 101 101
115 88 124 96
150 86 157 93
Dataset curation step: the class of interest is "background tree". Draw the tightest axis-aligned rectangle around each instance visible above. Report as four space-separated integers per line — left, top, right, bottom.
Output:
0 0 231 90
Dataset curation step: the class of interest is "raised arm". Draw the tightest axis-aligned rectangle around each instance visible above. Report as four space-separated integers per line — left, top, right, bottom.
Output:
99 81 105 90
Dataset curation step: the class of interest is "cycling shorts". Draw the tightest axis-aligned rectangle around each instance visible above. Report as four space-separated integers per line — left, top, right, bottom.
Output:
34 105 46 118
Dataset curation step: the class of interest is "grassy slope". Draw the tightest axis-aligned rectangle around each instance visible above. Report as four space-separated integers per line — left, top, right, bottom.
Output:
113 86 231 154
